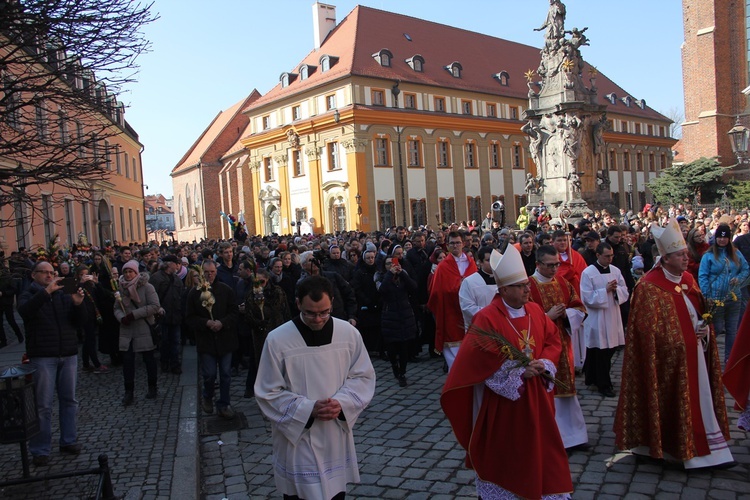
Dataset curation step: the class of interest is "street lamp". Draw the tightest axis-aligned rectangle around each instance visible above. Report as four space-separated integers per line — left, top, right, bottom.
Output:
728 116 749 164
391 80 407 227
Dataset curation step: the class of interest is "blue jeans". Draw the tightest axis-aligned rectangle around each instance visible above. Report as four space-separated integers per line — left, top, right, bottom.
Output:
160 323 181 368
713 299 742 363
29 356 78 457
201 352 232 408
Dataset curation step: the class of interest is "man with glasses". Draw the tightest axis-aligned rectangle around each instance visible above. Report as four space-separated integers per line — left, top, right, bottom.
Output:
255 276 376 500
528 245 588 451
616 219 733 469
442 244 573 498
458 246 499 333
427 231 478 369
580 243 628 398
18 261 86 466
551 229 587 295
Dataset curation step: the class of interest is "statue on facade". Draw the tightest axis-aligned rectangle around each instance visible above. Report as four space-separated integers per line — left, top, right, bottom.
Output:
522 119 544 166
524 173 545 196
562 114 583 166
567 170 583 195
596 170 610 191
591 113 608 155
286 129 300 149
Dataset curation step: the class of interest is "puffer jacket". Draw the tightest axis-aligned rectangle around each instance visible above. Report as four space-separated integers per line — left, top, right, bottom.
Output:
698 246 750 300
18 282 84 358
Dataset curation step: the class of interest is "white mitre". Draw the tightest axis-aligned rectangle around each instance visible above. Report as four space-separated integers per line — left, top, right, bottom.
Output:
650 218 687 256
490 245 526 286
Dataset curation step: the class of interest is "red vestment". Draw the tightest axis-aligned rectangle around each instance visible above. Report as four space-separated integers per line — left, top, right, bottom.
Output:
724 306 750 411
528 274 586 397
441 296 573 499
557 250 587 294
614 267 729 460
427 254 477 353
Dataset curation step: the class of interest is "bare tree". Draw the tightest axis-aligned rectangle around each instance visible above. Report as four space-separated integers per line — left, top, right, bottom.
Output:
0 0 157 227
662 105 684 139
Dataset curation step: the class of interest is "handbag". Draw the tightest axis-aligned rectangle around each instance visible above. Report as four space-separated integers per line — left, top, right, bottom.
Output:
147 315 162 346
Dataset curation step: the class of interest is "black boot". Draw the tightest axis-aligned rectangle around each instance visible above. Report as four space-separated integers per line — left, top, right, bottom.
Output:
122 390 134 406
146 386 157 399
391 363 399 379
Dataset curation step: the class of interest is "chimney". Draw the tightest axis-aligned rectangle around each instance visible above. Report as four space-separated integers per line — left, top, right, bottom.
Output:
313 2 336 50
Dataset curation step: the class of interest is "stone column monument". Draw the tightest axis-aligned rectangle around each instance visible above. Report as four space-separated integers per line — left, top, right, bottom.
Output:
523 0 611 222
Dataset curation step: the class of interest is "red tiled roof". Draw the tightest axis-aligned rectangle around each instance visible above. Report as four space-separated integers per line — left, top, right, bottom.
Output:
172 92 259 174
246 6 667 122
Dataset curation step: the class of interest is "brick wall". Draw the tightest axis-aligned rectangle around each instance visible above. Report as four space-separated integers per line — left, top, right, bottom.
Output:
681 0 748 168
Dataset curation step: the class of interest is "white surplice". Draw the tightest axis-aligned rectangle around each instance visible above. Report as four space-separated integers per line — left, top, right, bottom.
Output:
580 264 629 349
255 318 377 500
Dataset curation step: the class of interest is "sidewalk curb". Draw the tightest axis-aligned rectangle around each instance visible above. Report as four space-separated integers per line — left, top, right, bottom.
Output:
171 345 198 500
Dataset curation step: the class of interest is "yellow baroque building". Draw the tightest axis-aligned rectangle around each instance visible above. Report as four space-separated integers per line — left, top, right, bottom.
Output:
184 4 676 238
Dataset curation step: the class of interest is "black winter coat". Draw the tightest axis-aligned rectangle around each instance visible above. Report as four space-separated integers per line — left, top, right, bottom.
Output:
378 269 418 343
150 269 185 325
18 282 84 358
186 281 239 357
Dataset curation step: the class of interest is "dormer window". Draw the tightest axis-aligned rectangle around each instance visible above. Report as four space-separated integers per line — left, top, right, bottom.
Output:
605 93 618 105
621 95 632 107
280 72 298 88
299 64 317 80
372 49 394 68
406 55 425 72
493 71 510 86
635 99 647 110
319 54 339 72
445 62 462 78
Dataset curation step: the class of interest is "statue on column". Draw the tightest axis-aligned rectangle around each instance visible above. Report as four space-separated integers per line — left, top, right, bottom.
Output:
535 0 566 47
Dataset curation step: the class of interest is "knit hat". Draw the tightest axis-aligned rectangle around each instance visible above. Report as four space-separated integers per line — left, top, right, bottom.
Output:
123 260 139 273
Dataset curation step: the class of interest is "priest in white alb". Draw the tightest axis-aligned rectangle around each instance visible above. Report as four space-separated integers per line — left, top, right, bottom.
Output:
255 276 377 500
580 241 629 398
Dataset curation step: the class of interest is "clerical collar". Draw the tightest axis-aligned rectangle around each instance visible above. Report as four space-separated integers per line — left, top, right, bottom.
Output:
595 261 610 273
532 270 552 283
662 267 683 284
292 315 334 347
478 268 495 285
559 251 569 261
502 299 526 317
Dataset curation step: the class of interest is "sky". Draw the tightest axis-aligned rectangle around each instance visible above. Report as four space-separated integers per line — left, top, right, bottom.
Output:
122 0 685 199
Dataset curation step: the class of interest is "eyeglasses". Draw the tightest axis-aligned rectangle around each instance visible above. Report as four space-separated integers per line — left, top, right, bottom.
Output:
300 309 332 320
507 282 531 289
540 262 561 269
448 241 463 246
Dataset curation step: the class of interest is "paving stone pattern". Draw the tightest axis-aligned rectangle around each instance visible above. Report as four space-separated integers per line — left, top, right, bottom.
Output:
1 317 749 499
202 339 750 500
0 334 187 500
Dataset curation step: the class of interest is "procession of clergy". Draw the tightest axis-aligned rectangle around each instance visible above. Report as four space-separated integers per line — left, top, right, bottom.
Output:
255 217 750 500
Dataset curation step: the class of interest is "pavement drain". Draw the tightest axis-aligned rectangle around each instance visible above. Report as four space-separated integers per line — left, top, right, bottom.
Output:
200 412 249 435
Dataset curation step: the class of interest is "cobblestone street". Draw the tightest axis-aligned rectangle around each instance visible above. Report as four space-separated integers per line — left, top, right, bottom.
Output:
0 330 749 499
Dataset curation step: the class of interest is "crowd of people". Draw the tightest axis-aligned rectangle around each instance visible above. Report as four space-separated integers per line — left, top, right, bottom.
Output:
1 197 750 497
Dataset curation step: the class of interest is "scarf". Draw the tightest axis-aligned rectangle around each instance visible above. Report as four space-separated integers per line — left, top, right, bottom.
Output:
119 273 141 304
